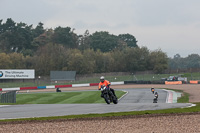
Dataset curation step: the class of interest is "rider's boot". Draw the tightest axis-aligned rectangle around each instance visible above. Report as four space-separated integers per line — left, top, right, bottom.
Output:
112 90 117 98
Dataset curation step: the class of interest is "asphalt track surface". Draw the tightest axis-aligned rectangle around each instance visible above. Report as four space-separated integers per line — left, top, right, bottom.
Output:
0 88 192 120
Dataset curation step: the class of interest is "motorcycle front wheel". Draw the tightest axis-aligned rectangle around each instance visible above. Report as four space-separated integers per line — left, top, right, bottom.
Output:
103 94 111 104
113 96 118 104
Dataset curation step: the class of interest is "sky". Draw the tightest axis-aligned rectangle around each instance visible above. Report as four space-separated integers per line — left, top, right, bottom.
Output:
1 0 200 58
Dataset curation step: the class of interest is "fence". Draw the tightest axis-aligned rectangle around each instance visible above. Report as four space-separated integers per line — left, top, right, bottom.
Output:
1 70 200 88
0 91 16 103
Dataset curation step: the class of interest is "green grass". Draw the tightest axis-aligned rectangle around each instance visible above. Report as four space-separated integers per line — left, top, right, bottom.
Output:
14 91 125 104
178 92 189 103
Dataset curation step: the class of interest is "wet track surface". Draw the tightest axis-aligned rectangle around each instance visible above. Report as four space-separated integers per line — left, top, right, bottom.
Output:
0 88 192 119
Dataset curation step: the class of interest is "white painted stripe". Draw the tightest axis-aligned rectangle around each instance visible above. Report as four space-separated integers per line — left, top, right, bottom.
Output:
72 83 90 87
181 104 196 109
2 87 20 91
0 105 10 107
187 104 196 108
46 85 55 89
118 90 128 101
111 81 124 85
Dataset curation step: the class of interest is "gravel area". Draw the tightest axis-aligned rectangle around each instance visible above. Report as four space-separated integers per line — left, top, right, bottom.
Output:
2 84 200 132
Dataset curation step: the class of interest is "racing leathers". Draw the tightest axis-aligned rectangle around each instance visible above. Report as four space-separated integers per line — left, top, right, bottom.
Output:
98 80 116 97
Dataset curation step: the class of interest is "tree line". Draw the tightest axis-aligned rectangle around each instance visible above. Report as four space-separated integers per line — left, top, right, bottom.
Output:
0 18 168 75
169 54 200 69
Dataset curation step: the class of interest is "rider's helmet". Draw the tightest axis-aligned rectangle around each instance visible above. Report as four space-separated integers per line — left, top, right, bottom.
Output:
100 76 105 83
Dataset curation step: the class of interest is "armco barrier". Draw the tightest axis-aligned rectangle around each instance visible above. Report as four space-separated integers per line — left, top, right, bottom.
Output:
0 81 125 92
90 83 99 86
20 86 37 90
151 81 165 84
55 85 72 88
2 87 20 91
72 83 90 87
111 81 125 85
2 80 185 92
124 81 165 84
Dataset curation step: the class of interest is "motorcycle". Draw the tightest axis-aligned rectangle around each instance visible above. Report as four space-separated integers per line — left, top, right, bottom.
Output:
100 85 118 104
153 92 158 103
151 88 155 94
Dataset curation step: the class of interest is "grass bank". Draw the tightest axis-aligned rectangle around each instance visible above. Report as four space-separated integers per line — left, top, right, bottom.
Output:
5 90 125 104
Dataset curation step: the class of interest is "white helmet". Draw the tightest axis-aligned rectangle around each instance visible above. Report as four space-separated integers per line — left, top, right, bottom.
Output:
100 76 105 82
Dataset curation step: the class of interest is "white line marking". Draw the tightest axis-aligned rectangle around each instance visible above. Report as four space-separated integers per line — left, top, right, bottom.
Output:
118 90 128 101
0 105 10 107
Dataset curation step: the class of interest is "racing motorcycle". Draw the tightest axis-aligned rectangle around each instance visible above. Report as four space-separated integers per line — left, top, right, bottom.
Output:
153 92 158 103
151 88 155 94
100 85 118 104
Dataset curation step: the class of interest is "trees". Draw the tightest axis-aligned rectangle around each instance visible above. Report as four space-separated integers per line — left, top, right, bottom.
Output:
168 54 200 69
185 54 200 68
149 49 168 73
168 54 184 69
78 30 91 50
0 18 171 75
67 49 97 74
0 18 17 53
9 53 25 69
118 33 138 48
67 49 85 74
0 18 35 54
31 29 53 53
110 49 126 72
90 31 118 52
117 47 151 72
33 43 68 75
135 47 150 71
32 22 45 38
52 26 78 49
0 53 12 69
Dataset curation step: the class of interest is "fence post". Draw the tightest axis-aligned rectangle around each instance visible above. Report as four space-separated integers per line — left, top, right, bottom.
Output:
0 91 16 103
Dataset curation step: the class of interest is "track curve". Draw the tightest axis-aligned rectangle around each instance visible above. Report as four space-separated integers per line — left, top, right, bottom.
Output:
0 88 192 120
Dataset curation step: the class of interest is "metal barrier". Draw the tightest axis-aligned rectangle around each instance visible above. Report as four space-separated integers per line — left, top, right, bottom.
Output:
0 91 16 103
124 80 165 84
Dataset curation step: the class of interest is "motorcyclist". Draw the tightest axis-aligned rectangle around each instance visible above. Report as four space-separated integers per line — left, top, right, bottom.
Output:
154 92 158 99
153 92 158 103
98 76 116 98
151 87 155 94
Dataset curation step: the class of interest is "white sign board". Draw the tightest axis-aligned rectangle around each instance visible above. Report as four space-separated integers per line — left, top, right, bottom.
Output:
0 69 35 79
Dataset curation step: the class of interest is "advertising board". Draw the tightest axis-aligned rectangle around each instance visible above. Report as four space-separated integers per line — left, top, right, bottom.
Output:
0 69 35 79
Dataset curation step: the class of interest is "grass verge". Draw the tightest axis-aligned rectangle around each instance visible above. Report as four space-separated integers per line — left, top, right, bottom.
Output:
0 91 126 104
